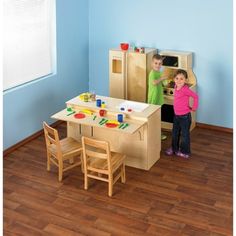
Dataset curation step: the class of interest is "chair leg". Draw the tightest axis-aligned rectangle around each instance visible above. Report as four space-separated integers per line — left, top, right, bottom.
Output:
80 155 84 173
47 153 51 171
121 163 126 183
108 175 113 197
84 171 88 190
81 163 84 174
58 161 63 182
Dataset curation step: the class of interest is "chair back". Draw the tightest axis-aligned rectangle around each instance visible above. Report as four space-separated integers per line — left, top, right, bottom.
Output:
43 122 62 155
82 136 111 171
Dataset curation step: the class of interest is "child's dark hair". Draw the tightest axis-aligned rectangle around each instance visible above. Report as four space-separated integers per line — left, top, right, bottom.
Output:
174 69 188 79
152 54 163 61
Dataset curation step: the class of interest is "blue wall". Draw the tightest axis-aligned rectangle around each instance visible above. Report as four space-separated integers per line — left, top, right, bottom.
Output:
3 0 89 150
3 0 233 150
89 0 233 128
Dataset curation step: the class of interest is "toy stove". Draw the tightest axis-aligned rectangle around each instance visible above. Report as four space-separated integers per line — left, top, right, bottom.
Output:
159 50 197 131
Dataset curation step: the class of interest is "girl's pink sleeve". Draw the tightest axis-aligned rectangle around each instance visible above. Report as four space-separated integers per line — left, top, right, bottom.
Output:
184 86 199 111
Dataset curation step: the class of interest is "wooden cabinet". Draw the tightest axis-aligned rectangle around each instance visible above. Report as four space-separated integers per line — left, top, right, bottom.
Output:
126 48 157 102
109 48 157 103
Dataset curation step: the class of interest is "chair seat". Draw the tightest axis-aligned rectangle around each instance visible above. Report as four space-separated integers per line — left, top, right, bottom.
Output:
49 137 82 159
89 152 125 172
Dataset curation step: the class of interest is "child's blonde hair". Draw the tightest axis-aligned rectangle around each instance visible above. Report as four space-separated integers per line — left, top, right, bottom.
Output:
152 54 163 61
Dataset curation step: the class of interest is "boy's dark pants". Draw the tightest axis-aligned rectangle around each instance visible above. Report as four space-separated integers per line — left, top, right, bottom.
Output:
172 112 192 154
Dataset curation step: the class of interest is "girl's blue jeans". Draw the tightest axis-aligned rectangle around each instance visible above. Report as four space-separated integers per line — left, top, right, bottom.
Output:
172 112 192 154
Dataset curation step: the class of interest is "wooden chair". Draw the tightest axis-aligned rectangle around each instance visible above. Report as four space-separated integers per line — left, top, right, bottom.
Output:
81 136 126 197
43 122 83 182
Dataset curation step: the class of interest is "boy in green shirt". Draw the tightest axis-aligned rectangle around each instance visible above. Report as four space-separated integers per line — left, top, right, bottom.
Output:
148 54 167 140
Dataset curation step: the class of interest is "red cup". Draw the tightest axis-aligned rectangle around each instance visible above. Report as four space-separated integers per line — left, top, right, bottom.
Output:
99 109 106 117
120 43 129 50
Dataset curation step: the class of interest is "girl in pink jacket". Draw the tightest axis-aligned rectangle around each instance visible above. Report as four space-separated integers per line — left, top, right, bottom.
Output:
165 69 198 158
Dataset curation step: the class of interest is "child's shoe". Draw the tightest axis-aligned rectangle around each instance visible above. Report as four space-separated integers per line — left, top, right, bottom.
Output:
176 151 190 159
161 134 167 141
165 147 174 156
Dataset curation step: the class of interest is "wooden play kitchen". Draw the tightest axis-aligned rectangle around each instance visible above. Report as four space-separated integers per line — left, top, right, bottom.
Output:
51 94 161 170
109 47 197 131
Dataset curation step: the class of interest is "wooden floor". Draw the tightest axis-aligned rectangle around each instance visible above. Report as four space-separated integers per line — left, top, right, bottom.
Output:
4 123 233 236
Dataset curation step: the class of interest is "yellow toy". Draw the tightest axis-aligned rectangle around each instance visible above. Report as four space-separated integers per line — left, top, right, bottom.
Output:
79 92 91 101
79 92 96 102
107 120 120 125
81 109 94 115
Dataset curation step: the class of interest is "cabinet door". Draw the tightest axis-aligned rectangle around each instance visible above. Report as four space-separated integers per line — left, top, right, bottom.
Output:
127 53 147 102
109 50 126 99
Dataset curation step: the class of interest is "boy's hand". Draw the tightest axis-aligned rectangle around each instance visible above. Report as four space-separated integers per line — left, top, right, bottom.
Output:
153 77 167 85
161 76 168 81
152 79 159 85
